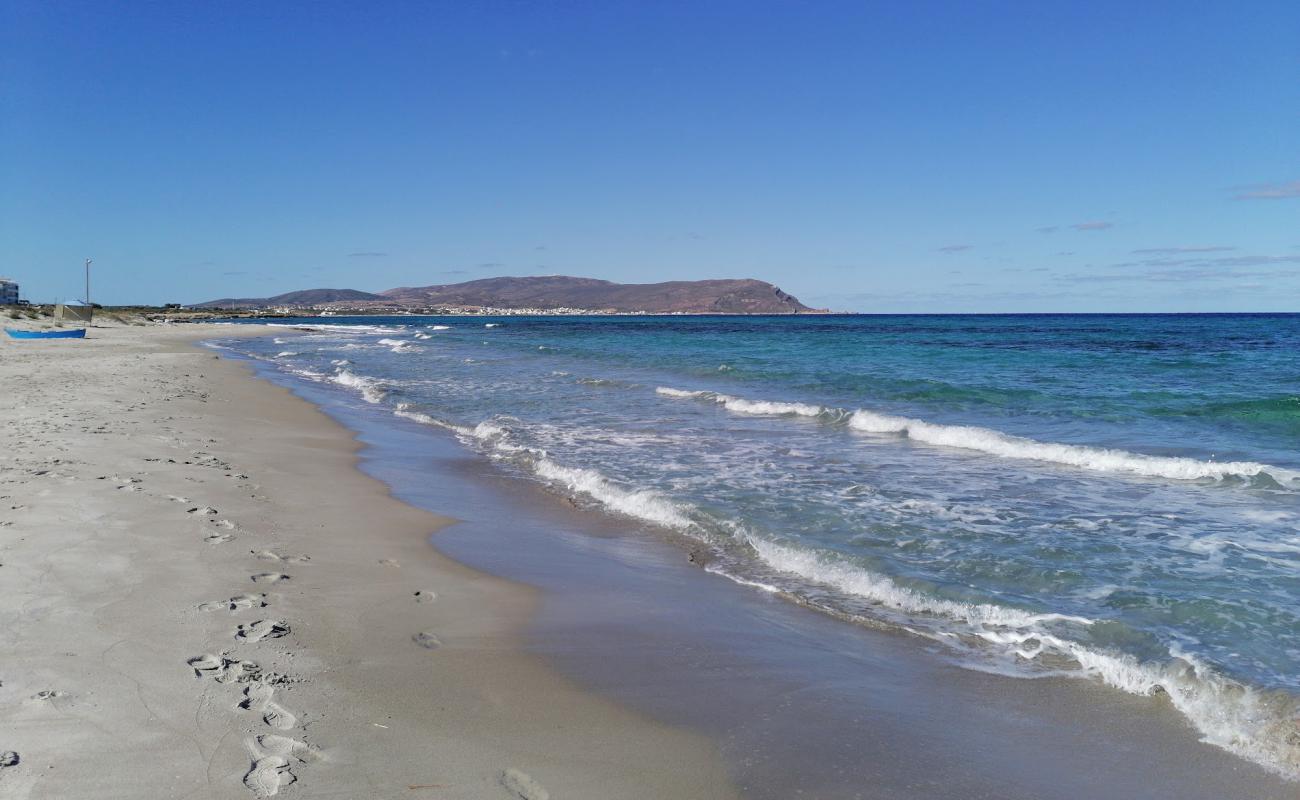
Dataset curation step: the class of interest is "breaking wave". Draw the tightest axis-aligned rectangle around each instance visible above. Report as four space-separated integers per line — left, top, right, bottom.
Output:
657 387 1300 486
330 369 388 403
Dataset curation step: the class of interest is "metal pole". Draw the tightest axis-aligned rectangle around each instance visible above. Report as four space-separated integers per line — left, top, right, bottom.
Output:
85 258 92 305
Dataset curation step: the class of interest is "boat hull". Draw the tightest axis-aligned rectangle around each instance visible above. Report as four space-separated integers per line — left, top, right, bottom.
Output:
5 328 87 339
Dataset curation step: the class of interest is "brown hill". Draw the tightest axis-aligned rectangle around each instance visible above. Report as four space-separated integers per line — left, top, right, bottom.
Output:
380 276 814 313
197 276 817 314
194 288 385 309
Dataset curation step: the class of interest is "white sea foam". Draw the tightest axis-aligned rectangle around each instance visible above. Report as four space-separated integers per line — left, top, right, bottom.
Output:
531 458 695 529
273 351 298 358
266 322 403 333
382 389 1300 778
377 337 421 353
655 387 824 417
741 537 1300 780
657 386 1300 485
330 369 387 403
846 409 1299 483
746 537 1093 631
484 323 500 328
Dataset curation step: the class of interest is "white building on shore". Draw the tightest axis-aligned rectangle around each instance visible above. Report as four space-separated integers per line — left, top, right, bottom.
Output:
0 277 18 305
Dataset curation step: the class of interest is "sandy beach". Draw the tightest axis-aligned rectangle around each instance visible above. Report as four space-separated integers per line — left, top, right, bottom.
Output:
0 324 736 799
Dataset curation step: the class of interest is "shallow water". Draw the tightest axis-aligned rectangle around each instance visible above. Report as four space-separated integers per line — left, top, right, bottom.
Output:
221 313 1300 779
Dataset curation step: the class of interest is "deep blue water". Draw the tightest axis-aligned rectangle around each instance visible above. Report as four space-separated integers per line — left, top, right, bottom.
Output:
218 313 1300 778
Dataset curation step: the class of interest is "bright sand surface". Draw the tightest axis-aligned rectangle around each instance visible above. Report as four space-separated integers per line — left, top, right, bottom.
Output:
0 324 736 799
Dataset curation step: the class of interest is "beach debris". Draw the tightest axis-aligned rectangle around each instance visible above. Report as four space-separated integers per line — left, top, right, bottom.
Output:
500 767 549 800
0 751 18 768
250 572 290 584
412 631 441 649
413 590 436 603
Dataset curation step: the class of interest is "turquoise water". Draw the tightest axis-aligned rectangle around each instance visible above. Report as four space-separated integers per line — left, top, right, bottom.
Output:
221 314 1300 778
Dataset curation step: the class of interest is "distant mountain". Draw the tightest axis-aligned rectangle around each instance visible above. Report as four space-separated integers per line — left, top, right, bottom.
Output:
193 288 385 309
196 276 818 314
380 276 815 313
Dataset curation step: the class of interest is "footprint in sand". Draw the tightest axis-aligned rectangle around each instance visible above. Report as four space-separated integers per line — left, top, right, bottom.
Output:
243 755 294 797
250 573 290 584
256 734 322 763
242 733 321 798
236 620 291 643
187 506 218 515
0 751 18 768
252 550 310 564
188 654 260 684
200 594 267 612
212 519 238 529
414 590 437 604
240 683 297 730
412 631 441 649
501 768 550 800
205 533 234 544
378 559 400 568
167 495 190 503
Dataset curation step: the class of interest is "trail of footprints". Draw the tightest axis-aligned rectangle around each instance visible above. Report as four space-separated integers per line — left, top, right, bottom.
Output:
132 452 318 800
85 442 535 797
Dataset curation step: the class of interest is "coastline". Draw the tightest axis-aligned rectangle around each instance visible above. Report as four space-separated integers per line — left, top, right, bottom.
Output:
229 322 1299 799
0 324 735 799
4 322 1297 800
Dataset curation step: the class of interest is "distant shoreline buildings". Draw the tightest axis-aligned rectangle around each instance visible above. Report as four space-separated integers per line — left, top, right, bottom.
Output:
0 277 19 305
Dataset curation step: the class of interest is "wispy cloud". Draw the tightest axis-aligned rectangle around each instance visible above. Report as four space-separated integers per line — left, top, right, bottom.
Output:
1114 254 1300 269
476 262 506 269
1131 246 1235 254
221 270 246 276
1038 222 1113 233
937 244 973 252
347 251 388 258
1232 180 1300 200
1060 253 1300 284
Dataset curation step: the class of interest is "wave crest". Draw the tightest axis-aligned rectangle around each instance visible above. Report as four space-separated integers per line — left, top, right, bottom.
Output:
657 386 1299 486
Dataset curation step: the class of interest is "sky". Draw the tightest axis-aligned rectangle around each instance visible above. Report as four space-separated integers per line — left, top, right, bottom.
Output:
1 1 1297 312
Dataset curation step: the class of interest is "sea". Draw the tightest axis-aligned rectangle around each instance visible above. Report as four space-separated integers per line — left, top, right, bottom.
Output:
217 313 1300 780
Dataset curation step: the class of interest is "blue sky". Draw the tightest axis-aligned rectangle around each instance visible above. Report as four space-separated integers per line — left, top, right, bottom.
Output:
2 1 1297 311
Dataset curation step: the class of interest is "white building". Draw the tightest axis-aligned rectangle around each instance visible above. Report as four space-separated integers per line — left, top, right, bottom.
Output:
0 278 18 305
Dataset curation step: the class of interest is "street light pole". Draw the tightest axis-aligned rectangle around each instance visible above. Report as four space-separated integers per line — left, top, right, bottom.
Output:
85 258 93 306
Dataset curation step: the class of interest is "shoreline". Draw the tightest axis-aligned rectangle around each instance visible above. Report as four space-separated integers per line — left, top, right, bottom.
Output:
4 322 1297 799
0 324 736 799
227 324 1298 798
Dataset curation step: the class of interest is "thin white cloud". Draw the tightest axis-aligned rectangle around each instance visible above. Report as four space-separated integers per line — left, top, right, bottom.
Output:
1131 246 1235 254
1071 221 1113 231
1232 180 1300 200
937 244 973 252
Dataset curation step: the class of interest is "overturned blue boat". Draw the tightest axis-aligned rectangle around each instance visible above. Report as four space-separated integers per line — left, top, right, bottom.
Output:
5 328 87 339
